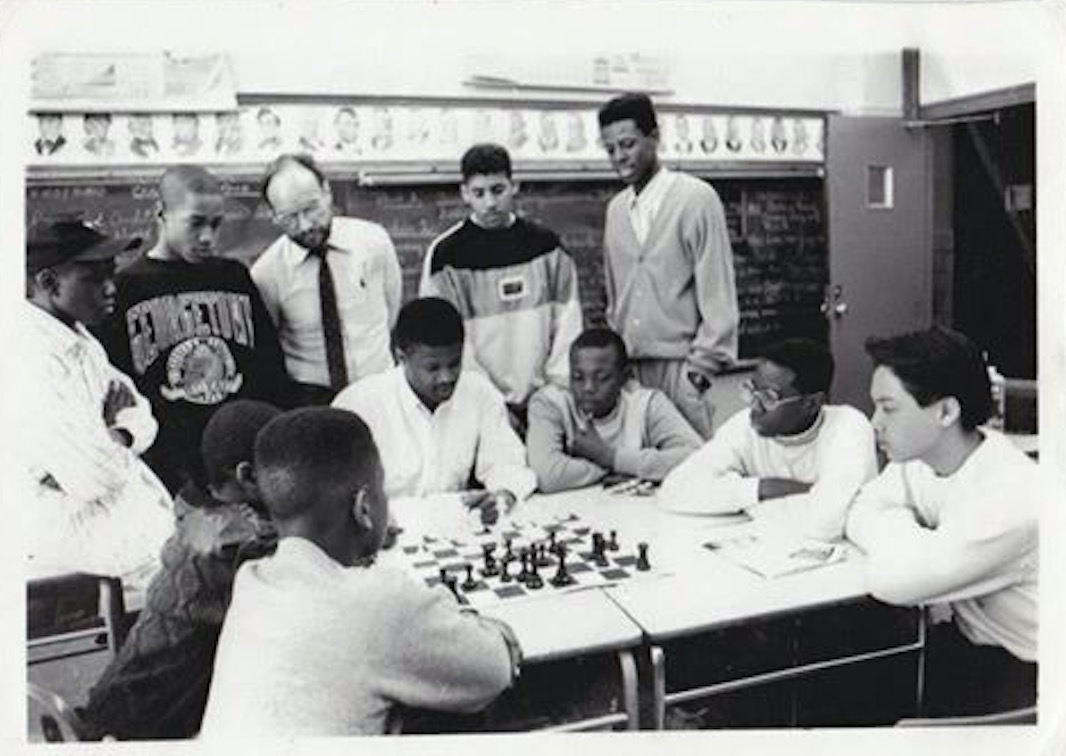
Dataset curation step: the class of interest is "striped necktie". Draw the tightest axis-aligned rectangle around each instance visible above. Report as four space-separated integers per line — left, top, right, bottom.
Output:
310 246 349 391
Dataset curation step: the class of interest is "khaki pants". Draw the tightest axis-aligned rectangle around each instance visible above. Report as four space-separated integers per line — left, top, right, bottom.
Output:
631 358 719 439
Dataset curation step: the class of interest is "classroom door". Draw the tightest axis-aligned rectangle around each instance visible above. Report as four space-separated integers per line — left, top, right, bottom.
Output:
826 114 933 413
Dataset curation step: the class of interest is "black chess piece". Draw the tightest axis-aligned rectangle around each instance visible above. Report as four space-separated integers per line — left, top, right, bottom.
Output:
592 533 608 567
636 542 651 571
500 557 513 583
534 543 551 568
462 564 478 591
608 530 619 551
481 543 500 577
526 552 544 590
438 567 448 587
504 538 514 562
550 545 575 587
516 549 530 583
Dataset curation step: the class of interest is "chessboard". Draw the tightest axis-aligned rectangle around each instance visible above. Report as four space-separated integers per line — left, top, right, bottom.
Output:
388 513 657 608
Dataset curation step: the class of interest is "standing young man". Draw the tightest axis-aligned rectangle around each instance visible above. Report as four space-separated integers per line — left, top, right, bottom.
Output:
100 165 290 493
598 93 739 439
252 153 402 406
24 220 173 598
421 143 582 436
846 327 1041 716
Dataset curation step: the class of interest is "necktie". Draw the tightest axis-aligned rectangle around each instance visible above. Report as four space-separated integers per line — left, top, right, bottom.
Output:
310 246 349 391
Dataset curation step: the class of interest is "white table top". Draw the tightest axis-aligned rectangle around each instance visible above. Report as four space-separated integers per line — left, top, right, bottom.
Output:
386 487 876 648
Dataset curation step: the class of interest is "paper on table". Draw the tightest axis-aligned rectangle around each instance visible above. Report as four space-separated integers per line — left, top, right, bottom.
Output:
703 531 846 579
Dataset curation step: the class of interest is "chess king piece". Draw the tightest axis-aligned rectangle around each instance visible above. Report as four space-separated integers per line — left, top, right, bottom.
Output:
636 542 651 571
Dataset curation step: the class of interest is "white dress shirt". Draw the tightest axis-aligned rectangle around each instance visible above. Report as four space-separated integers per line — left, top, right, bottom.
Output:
22 302 173 593
332 367 536 501
251 216 402 387
625 167 676 245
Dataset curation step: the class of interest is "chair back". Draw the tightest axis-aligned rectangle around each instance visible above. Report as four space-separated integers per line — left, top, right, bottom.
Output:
28 682 89 741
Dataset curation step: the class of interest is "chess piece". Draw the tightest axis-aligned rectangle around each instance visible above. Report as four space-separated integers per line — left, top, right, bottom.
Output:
481 543 500 577
592 533 608 567
534 543 551 568
500 558 513 583
636 542 651 571
526 555 544 590
504 538 514 562
548 531 558 554
462 564 478 591
516 549 531 583
438 567 448 587
550 546 575 587
608 531 619 551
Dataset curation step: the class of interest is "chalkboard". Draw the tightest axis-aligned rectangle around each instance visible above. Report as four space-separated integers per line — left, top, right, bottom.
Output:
26 175 827 357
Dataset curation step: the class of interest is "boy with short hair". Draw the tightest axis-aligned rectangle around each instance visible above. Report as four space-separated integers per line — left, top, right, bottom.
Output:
526 327 701 493
332 297 536 512
421 143 582 435
845 327 1040 716
83 400 281 740
23 219 173 598
659 338 877 541
200 408 520 737
100 165 291 493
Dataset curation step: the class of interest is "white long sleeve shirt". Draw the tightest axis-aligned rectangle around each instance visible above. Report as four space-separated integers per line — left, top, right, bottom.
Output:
332 367 536 501
23 302 173 588
845 431 1040 662
201 538 515 737
251 217 402 387
658 405 877 541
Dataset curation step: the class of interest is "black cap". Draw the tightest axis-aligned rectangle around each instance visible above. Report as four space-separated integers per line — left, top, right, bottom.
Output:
26 219 141 275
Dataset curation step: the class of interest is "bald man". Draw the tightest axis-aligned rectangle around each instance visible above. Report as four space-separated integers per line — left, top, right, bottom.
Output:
100 165 291 493
251 154 402 406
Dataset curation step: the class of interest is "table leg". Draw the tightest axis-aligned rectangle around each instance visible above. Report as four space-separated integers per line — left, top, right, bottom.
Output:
618 649 639 731
650 645 666 730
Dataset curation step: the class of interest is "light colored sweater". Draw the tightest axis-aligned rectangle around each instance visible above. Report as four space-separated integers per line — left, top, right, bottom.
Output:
200 538 515 737
658 405 877 541
526 382 702 493
845 431 1041 662
603 170 739 376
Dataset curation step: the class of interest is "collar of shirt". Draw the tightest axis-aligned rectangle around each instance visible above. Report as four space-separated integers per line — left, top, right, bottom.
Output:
625 166 674 219
393 364 451 421
469 212 517 230
24 301 94 361
280 225 352 267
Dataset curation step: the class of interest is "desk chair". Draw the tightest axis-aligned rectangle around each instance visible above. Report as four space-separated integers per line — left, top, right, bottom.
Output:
28 682 90 741
897 706 1037 727
27 573 127 664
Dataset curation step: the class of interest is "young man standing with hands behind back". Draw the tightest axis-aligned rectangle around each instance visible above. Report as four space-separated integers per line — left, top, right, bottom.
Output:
598 93 739 439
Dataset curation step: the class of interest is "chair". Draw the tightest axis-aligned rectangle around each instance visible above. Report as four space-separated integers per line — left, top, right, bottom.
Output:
27 682 90 741
27 572 127 665
897 706 1037 727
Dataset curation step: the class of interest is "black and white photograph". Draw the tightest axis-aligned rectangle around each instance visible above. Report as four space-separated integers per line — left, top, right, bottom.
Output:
4 1 1064 755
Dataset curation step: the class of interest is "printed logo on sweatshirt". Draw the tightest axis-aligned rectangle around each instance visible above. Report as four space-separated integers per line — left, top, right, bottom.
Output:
126 291 256 376
497 274 527 302
159 336 243 405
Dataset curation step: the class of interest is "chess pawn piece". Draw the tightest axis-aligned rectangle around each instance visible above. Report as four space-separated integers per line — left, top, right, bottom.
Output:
516 549 531 583
462 564 479 591
548 531 559 555
550 545 576 587
526 552 544 590
636 542 651 571
534 543 551 568
500 557 513 583
607 530 619 551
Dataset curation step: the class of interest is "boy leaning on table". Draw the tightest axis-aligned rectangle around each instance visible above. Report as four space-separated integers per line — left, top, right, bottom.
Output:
658 338 877 541
332 297 536 524
200 407 521 737
526 327 702 493
845 326 1040 717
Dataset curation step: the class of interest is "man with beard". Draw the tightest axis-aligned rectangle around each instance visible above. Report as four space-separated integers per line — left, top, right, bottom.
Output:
252 153 402 406
659 339 877 542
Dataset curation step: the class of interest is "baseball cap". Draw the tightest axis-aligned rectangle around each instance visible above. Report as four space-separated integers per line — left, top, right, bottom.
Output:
26 219 141 274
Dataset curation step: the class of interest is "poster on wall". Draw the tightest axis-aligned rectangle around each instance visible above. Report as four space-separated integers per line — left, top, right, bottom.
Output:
26 104 825 168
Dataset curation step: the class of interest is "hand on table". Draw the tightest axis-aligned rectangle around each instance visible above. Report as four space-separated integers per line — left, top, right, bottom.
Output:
460 489 517 527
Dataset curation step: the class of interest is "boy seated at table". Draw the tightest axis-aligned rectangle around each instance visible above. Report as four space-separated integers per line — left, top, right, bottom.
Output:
526 327 702 493
199 407 521 737
83 400 281 740
845 327 1040 717
658 338 877 541
332 297 536 519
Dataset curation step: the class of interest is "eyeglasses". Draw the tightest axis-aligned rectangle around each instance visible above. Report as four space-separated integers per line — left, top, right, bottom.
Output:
739 379 807 411
273 196 330 231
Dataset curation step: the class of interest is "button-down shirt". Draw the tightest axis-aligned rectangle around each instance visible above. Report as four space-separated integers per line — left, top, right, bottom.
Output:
626 167 676 245
22 302 173 591
332 367 536 501
251 217 403 388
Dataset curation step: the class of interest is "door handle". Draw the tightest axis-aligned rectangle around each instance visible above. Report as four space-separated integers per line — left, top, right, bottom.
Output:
821 285 848 319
